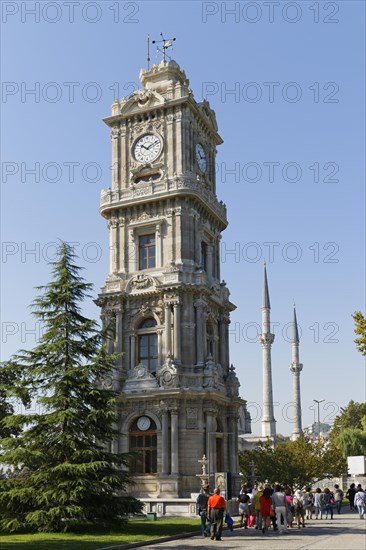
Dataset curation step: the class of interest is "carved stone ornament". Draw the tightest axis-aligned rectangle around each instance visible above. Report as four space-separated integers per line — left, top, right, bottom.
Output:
136 89 154 106
197 99 219 132
130 273 154 290
226 364 240 398
139 302 152 317
186 407 198 429
137 212 152 222
123 363 159 392
211 281 221 296
157 355 178 388
111 127 120 139
202 355 216 389
203 355 225 390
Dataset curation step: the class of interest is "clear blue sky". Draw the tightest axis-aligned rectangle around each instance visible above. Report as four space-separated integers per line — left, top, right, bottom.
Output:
1 1 365 436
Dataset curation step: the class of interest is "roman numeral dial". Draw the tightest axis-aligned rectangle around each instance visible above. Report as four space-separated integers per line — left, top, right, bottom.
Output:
134 134 162 163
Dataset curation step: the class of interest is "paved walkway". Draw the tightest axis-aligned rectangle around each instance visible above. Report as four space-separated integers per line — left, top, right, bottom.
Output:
124 511 365 550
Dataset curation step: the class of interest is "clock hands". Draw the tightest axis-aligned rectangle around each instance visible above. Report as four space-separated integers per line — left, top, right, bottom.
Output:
139 141 158 152
146 140 159 150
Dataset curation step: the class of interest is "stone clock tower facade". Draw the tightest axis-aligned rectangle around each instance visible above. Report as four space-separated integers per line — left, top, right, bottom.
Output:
97 60 250 503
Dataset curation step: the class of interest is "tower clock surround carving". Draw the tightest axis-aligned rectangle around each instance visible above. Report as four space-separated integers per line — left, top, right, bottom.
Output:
97 59 251 507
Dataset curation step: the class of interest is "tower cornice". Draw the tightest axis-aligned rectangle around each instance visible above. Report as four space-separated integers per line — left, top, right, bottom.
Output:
100 177 227 227
104 88 222 145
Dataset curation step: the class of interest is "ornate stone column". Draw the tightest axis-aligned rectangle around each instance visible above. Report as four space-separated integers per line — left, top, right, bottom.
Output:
173 301 181 363
108 218 118 274
194 298 205 366
174 207 182 266
120 121 128 188
130 334 136 369
219 316 226 369
170 408 179 475
115 307 123 373
118 217 125 275
225 318 230 369
128 228 136 273
157 328 163 368
155 222 162 268
227 413 238 474
110 126 120 191
195 215 201 266
207 243 213 282
161 407 170 475
175 109 183 175
205 408 216 483
164 302 172 357
105 311 115 355
216 235 221 280
166 210 174 265
166 108 174 174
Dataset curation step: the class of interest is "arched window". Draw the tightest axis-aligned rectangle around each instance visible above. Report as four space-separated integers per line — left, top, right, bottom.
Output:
137 318 158 374
129 416 157 474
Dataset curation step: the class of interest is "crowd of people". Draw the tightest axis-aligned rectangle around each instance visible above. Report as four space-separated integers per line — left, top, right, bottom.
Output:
196 481 366 540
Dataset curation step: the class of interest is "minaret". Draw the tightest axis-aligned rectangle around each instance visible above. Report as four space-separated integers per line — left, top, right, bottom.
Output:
259 263 276 439
290 305 303 440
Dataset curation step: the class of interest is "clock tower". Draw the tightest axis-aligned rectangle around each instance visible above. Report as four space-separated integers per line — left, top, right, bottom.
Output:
97 59 250 504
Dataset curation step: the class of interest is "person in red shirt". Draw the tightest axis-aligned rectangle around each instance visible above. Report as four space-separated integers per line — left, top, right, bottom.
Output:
259 487 273 534
208 487 227 541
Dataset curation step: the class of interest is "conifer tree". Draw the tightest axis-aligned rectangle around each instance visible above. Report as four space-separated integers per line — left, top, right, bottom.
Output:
352 311 366 356
0 243 141 532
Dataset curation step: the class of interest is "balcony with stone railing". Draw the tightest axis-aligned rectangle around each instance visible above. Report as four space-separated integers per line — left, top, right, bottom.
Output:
100 177 227 223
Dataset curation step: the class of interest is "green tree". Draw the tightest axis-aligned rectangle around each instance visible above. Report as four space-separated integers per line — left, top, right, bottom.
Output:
0 365 30 440
239 436 346 490
334 424 366 458
352 311 366 356
329 400 366 443
0 243 141 533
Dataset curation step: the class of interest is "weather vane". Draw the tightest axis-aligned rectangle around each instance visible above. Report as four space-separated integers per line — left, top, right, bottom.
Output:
147 33 176 67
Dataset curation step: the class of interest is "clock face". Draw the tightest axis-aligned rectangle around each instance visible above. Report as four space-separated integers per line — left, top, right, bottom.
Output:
196 143 207 172
134 134 162 163
137 416 151 431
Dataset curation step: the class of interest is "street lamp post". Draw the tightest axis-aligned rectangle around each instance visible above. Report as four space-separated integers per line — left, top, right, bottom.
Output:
313 399 325 440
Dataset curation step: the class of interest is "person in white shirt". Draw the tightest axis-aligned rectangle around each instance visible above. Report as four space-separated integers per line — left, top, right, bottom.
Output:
313 488 324 520
334 484 344 514
354 487 366 519
272 485 288 533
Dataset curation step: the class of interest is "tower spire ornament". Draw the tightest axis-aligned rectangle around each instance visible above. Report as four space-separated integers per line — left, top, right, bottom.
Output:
259 263 276 439
152 33 176 63
290 305 303 440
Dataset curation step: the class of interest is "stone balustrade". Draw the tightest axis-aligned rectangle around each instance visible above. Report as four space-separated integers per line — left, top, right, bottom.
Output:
100 178 227 222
